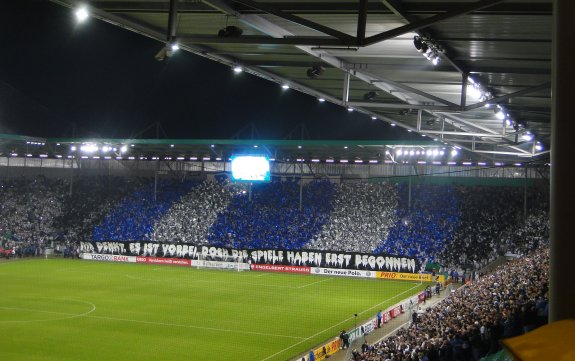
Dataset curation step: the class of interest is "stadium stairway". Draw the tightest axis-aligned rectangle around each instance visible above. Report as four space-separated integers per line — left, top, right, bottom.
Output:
323 289 449 361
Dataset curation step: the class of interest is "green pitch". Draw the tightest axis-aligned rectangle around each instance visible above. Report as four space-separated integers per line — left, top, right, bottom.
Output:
0 259 426 361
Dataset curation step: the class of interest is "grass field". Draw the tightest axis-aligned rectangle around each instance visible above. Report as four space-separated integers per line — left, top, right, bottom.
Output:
0 258 426 361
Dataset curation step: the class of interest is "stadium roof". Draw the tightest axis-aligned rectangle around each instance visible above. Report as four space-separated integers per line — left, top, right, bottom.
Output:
2 133 453 162
49 0 551 162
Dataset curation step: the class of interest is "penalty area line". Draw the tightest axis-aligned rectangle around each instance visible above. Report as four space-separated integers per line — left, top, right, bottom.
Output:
259 283 421 361
297 277 333 289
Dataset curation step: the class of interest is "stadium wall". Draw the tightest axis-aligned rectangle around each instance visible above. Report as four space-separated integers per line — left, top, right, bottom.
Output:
0 156 548 186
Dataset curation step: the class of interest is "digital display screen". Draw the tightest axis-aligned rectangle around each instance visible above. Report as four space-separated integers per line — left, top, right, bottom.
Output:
230 155 271 182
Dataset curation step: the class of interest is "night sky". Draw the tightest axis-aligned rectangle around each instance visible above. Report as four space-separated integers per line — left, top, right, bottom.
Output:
0 0 408 141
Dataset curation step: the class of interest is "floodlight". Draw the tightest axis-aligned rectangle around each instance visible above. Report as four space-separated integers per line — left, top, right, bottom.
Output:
390 123 396 127
413 36 428 53
318 98 326 102
439 150 445 156
396 149 403 156
495 110 505 120
170 43 180 52
522 134 533 141
233 65 243 73
431 55 440 66
426 149 432 156
102 145 111 152
281 84 290 90
306 65 324 79
155 47 168 61
218 26 243 38
371 116 377 120
467 85 482 100
70 145 77 152
433 149 439 156
409 150 415 156
451 149 458 157
80 144 98 153
75 7 89 22
120 145 128 153
535 143 543 151
363 91 377 101
347 107 354 112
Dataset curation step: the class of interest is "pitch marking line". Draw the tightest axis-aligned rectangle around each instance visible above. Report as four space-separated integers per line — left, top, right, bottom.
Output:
297 277 333 289
126 273 306 289
0 299 97 324
1 303 304 340
83 314 305 340
259 283 421 361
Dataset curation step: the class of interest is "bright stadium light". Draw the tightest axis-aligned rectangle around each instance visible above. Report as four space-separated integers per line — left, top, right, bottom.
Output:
80 144 98 153
75 6 89 22
233 65 243 73
101 145 111 152
451 149 458 157
281 84 289 90
120 145 128 153
70 145 77 152
522 133 534 141
396 149 403 156
318 98 325 102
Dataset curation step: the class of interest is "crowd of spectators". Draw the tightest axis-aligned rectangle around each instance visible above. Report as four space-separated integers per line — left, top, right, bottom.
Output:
437 186 549 270
307 182 397 253
93 178 198 241
374 184 459 264
206 179 335 249
151 180 242 244
0 176 65 245
0 175 549 271
355 247 549 361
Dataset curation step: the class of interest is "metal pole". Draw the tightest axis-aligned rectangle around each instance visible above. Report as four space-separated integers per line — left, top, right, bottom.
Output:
154 170 158 203
549 0 575 322
299 163 303 211
524 168 528 220
408 175 412 210
69 158 74 197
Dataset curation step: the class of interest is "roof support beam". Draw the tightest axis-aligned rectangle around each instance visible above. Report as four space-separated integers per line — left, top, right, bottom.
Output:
369 75 461 108
167 0 179 41
364 0 505 46
348 102 458 111
357 0 368 44
178 35 351 46
201 0 240 17
460 73 468 108
343 72 351 104
231 0 356 43
418 130 506 138
464 82 552 111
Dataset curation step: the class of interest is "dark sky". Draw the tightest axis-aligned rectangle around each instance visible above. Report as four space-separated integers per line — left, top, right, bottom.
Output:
0 0 408 141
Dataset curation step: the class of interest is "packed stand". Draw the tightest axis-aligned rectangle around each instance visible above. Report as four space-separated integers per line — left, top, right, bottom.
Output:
0 176 66 254
374 184 459 264
356 247 549 361
207 179 335 249
438 186 549 270
307 182 398 253
151 180 243 244
55 176 146 242
93 179 198 241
